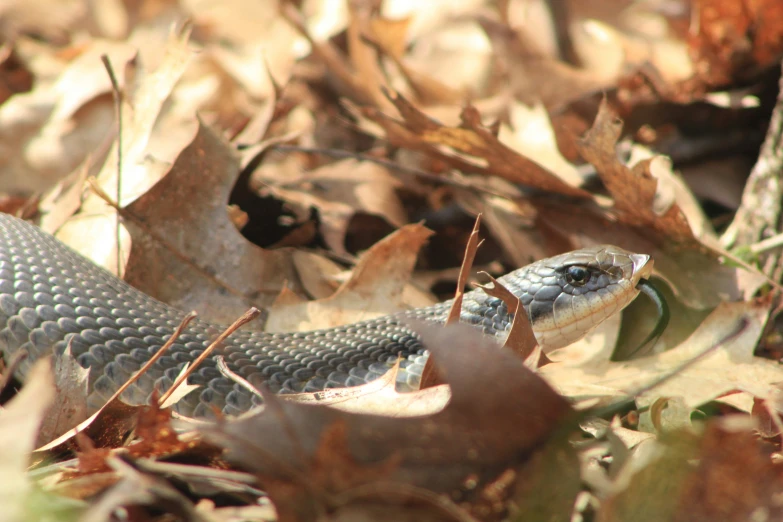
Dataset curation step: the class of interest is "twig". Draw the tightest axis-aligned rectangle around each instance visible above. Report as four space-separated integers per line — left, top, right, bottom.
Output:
159 308 261 405
215 355 264 400
105 312 197 406
100 55 124 277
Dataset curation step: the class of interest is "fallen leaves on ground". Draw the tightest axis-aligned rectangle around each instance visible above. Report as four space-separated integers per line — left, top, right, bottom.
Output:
200 323 576 520
542 298 776 411
0 360 56 521
598 419 783 522
2 0 783 520
121 120 300 323
265 222 434 332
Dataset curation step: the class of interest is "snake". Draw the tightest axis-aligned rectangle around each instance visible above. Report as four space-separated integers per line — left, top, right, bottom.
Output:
0 213 654 418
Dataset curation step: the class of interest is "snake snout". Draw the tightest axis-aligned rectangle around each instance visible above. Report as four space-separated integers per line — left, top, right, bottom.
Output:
630 253 653 283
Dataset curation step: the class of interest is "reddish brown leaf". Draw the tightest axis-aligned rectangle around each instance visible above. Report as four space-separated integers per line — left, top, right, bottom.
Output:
576 99 694 243
200 322 575 518
361 92 590 197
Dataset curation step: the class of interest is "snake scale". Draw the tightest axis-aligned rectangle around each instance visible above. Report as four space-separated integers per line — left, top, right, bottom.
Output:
0 213 652 418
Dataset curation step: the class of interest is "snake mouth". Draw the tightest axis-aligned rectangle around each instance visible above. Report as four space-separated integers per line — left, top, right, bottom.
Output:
630 253 653 284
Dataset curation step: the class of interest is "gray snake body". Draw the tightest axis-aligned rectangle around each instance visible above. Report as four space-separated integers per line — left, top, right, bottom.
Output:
0 213 652 417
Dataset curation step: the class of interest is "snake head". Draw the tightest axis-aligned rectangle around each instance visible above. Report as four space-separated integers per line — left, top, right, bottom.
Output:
514 245 653 350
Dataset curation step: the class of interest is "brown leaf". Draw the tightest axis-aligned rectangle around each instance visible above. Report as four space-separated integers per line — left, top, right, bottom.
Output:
599 419 783 522
687 0 783 89
279 1 394 112
282 362 451 418
125 399 188 459
367 16 466 105
478 17 609 109
474 272 538 361
259 158 408 257
361 91 591 198
53 27 194 272
121 120 300 324
0 40 136 194
541 299 775 409
200 322 574 518
421 214 482 389
78 456 204 522
265 223 434 332
35 398 140 455
37 343 91 446
576 99 694 243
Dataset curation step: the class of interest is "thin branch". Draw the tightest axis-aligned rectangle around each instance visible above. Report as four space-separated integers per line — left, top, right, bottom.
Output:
159 308 261 405
105 312 197 406
215 355 264 400
100 55 125 277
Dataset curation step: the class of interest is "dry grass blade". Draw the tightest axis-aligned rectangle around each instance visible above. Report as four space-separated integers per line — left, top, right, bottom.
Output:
107 312 197 408
100 54 124 277
215 355 264 401
158 308 261 406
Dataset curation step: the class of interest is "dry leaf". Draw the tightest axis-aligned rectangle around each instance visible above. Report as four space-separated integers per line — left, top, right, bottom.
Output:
258 158 408 257
0 360 56 521
37 344 91 446
576 98 694 243
121 120 300 323
54 26 194 274
542 299 775 408
599 420 783 522
283 362 451 417
265 223 434 332
360 91 591 198
201 322 574 519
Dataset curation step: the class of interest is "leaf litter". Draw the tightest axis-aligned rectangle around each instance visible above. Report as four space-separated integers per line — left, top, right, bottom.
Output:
1 1 783 521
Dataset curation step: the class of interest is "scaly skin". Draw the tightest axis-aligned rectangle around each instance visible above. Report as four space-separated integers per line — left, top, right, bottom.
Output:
0 213 651 417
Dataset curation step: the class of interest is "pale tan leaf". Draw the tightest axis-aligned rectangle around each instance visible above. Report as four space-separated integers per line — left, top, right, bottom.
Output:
541 300 774 408
283 362 451 417
265 223 434 332
37 344 91 446
0 359 56 521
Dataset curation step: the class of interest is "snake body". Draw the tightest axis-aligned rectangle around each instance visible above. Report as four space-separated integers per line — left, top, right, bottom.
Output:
0 213 652 417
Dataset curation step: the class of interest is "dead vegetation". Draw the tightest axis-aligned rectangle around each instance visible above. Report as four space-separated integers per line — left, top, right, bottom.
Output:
2 0 783 520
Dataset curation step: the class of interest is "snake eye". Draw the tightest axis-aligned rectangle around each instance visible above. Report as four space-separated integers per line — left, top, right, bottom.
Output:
566 266 590 286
